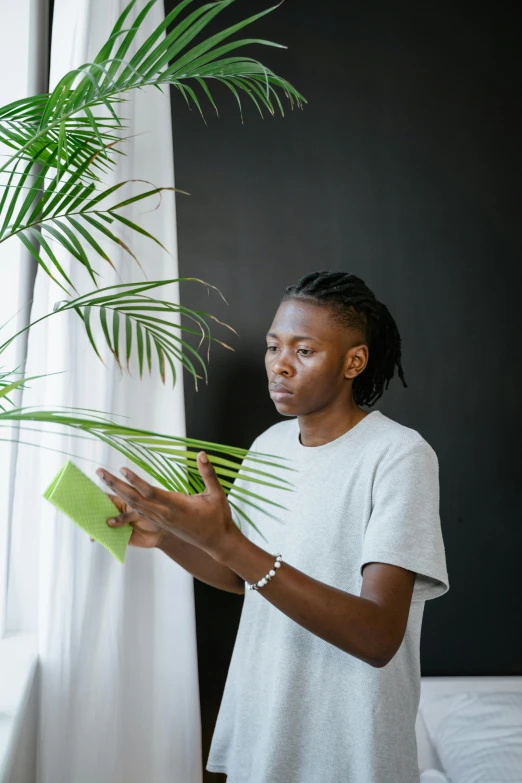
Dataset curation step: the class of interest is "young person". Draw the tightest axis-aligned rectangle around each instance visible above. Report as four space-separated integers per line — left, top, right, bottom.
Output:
97 270 449 783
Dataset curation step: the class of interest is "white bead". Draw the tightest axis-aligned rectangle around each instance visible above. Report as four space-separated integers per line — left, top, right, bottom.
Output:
257 579 264 587
274 561 281 568
269 570 276 577
276 555 282 561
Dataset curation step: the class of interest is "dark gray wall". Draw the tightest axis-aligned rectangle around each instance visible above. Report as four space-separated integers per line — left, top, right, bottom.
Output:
166 0 522 770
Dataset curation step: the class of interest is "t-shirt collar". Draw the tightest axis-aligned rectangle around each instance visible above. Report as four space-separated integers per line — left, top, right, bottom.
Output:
293 410 382 455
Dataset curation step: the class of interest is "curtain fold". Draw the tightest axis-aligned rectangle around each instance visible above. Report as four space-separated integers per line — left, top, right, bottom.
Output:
6 1 202 781
0 0 47 640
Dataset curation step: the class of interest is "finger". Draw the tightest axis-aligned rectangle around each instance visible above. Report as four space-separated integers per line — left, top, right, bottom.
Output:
107 493 126 513
119 467 184 514
117 467 159 501
96 468 166 524
107 510 138 527
96 468 144 507
197 452 224 495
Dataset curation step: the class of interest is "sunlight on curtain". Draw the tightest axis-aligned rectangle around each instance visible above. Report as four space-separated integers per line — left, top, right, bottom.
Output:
0 0 47 639
5 2 202 781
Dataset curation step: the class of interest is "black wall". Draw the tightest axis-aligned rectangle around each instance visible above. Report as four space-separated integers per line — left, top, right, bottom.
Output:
166 0 522 772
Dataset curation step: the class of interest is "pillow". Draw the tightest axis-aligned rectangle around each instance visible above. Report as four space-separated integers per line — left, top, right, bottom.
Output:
420 691 522 783
420 771 450 783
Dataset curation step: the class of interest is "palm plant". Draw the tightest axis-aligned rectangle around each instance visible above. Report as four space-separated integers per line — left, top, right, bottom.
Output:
0 0 305 529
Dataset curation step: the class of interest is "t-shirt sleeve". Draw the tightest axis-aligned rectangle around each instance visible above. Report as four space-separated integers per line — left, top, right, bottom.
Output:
360 438 449 601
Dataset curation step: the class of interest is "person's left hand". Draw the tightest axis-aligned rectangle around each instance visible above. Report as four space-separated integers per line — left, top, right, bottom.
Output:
96 451 237 558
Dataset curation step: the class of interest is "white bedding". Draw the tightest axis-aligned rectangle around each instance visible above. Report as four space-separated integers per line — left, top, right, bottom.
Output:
420 771 450 783
417 676 522 781
422 692 522 783
416 677 522 772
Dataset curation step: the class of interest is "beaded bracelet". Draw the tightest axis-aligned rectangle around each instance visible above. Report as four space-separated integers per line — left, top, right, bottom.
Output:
247 553 283 591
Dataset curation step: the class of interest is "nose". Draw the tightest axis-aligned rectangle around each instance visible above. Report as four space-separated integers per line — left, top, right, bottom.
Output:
269 347 294 377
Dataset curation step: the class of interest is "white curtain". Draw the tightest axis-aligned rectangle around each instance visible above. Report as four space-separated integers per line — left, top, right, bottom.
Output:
6 1 202 781
0 0 46 640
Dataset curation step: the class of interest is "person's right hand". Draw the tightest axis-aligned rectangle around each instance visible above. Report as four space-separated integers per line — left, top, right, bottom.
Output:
90 493 166 549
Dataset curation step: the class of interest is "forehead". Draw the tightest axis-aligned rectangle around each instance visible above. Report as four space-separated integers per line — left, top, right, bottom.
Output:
267 298 345 341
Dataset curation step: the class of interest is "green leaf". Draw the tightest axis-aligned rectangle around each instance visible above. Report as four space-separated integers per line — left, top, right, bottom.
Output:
154 334 166 383
47 219 98 285
107 210 171 253
81 212 140 264
25 226 76 291
135 319 144 377
66 215 115 270
0 373 53 401
82 305 105 362
99 305 113 354
0 156 34 239
18 231 71 294
112 306 121 362
122 0 197 81
162 3 282 80
145 325 153 374
125 313 132 367
138 2 225 81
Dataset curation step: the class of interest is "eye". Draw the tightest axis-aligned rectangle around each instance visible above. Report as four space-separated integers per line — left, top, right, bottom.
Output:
297 349 314 356
266 345 278 352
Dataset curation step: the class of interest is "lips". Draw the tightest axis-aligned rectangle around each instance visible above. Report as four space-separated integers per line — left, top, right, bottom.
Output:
269 383 294 402
270 384 293 393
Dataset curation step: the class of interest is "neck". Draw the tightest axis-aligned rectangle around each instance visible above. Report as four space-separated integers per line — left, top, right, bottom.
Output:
297 399 369 447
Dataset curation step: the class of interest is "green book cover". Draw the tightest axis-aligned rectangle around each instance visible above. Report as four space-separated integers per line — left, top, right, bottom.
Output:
43 459 132 563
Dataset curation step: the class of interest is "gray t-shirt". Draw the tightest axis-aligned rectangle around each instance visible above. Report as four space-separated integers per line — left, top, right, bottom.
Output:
206 410 449 783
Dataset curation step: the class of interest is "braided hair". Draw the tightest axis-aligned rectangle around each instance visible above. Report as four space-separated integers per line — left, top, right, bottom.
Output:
281 270 408 407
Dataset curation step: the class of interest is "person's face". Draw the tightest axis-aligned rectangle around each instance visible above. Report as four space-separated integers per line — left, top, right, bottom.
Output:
265 299 369 416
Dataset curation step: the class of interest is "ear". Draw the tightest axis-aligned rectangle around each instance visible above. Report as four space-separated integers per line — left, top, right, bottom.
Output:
344 344 369 379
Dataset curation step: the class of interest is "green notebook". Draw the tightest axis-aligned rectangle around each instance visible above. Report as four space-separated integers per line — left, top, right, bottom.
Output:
43 459 132 563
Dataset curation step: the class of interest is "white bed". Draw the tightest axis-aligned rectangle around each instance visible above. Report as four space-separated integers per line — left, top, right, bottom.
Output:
416 675 522 773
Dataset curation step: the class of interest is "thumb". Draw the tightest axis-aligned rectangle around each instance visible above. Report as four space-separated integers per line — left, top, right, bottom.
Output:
197 452 223 495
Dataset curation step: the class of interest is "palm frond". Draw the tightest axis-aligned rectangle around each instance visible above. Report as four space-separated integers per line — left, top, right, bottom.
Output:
0 101 124 180
0 0 305 355
0 403 296 532
0 0 305 180
0 368 65 410
0 278 236 390
0 133 186 289
0 367 28 410
0 0 303 532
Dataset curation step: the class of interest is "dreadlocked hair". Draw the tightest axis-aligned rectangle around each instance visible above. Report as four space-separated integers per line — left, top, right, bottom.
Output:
281 270 408 407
